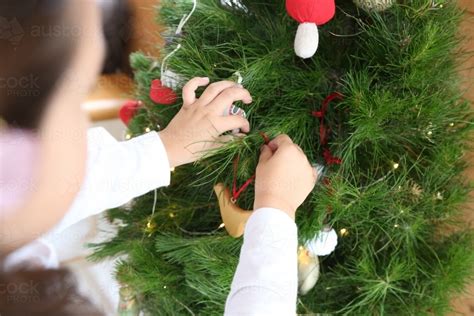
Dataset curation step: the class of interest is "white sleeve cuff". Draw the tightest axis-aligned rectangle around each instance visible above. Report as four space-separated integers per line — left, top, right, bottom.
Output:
225 207 298 315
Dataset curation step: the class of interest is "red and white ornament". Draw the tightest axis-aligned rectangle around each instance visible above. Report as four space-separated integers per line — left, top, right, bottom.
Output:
286 0 336 58
150 79 178 105
119 100 142 125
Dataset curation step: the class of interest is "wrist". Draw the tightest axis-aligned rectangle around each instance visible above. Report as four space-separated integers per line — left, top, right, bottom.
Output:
158 130 179 168
254 195 296 220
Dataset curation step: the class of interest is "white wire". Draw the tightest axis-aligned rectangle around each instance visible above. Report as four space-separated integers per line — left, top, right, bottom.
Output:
151 189 158 216
160 0 197 86
176 0 197 35
160 44 182 85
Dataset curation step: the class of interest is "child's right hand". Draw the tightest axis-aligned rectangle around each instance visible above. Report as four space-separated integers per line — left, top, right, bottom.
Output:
159 77 252 168
254 135 318 220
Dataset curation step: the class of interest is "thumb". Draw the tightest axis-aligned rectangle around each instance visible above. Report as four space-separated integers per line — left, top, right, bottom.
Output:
258 144 273 163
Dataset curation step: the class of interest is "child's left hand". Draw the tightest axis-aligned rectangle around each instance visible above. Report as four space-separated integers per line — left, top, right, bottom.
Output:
159 77 252 168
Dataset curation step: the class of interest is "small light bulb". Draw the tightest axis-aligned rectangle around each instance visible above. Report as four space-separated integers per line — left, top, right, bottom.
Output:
394 224 399 228
439 4 443 8
145 127 151 133
436 192 443 200
163 285 167 289
340 228 348 236
125 134 132 140
170 167 175 172
393 163 400 170
169 212 175 218
427 130 433 136
449 123 454 127
218 223 225 229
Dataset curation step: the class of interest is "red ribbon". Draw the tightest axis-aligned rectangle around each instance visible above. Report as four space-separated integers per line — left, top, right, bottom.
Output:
231 132 270 202
232 156 256 203
312 92 343 165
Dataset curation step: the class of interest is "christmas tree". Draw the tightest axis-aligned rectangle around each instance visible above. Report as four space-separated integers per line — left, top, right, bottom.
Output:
92 0 474 314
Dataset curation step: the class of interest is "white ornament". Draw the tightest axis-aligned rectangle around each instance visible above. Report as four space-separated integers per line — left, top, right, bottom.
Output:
305 227 338 256
294 22 319 59
297 247 320 295
353 0 394 12
161 69 182 90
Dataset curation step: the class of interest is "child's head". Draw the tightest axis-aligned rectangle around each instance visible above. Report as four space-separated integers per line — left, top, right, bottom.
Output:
0 0 105 129
0 0 106 254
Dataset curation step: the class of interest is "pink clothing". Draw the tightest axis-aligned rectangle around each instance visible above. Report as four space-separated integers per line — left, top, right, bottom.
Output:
0 128 39 211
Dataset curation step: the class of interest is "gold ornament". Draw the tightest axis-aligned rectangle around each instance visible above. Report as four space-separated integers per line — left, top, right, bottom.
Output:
353 0 394 12
213 183 252 238
297 246 320 295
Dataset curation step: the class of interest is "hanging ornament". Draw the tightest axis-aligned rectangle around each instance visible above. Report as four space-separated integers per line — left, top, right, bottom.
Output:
286 0 336 58
305 227 338 256
161 69 183 91
353 0 395 12
213 183 252 238
119 100 142 125
298 246 320 295
149 79 178 105
297 227 338 294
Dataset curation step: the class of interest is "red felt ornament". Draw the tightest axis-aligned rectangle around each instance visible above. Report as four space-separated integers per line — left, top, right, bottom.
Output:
119 100 142 125
149 79 178 105
286 0 336 58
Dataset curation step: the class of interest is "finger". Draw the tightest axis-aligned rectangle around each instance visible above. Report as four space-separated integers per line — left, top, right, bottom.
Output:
268 134 293 151
196 81 241 106
207 87 252 115
212 115 250 134
258 144 273 163
182 77 210 107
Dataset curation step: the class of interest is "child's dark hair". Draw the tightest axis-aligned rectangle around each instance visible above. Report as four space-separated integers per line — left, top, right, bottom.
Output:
0 0 77 130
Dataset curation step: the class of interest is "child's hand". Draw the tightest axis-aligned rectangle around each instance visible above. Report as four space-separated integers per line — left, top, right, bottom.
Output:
159 77 252 168
254 135 317 219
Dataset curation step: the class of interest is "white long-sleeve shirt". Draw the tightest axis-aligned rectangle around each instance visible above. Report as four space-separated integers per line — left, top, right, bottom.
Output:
4 127 298 315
